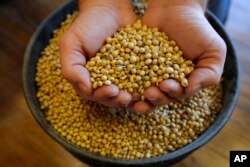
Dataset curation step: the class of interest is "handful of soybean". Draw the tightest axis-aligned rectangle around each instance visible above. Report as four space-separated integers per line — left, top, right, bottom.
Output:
86 20 195 97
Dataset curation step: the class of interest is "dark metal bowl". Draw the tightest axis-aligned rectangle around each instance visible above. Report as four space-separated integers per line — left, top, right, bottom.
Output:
23 0 240 166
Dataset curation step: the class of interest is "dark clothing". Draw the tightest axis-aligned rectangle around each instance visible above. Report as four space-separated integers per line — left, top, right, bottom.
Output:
208 0 231 24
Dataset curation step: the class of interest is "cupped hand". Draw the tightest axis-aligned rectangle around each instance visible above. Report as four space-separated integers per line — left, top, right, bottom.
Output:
60 0 137 107
132 0 226 113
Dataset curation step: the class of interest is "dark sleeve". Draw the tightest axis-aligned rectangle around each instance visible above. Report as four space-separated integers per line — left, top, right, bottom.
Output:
207 0 231 24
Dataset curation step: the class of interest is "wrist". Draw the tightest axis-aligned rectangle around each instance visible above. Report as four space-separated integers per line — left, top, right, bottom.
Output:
148 0 207 12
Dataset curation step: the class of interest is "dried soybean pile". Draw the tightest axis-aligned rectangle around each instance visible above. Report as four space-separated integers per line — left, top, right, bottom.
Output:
35 2 222 160
86 20 194 97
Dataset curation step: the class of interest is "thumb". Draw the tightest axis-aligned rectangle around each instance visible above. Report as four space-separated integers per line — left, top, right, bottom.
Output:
185 40 226 96
59 31 93 97
185 68 220 97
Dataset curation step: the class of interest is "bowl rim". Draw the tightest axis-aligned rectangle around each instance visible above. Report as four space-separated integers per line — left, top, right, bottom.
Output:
23 0 241 166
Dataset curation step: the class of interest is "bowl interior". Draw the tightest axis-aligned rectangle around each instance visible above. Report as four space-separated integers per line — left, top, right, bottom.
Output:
23 1 240 167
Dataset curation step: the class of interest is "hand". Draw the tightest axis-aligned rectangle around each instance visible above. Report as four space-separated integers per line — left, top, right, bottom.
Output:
60 0 137 107
132 0 226 113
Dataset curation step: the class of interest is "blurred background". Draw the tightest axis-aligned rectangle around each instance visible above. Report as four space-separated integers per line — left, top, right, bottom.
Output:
0 0 249 167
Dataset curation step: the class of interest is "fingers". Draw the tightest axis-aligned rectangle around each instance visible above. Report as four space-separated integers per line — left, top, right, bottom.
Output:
131 81 182 113
185 38 226 96
144 86 170 106
131 101 155 114
99 90 132 107
130 92 155 114
60 31 93 97
114 91 132 106
185 68 220 97
93 84 119 100
159 79 184 98
92 85 132 108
